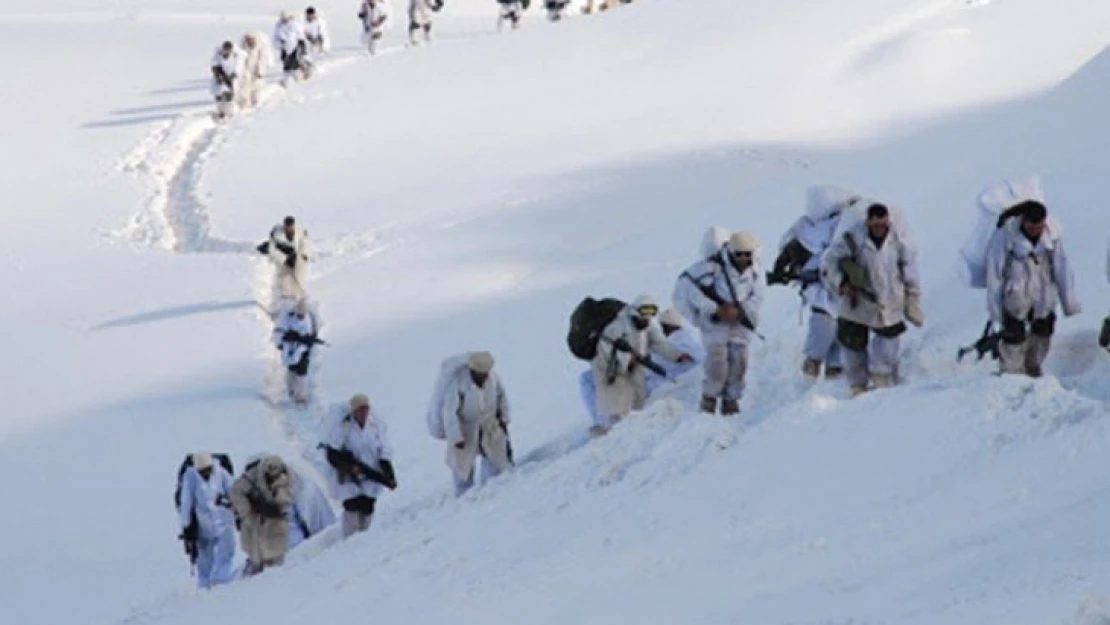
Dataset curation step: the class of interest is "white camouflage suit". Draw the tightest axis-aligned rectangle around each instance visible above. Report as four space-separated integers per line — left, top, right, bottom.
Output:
324 407 395 537
359 0 392 53
578 321 704 426
985 216 1080 376
674 246 765 409
237 32 271 109
498 1 525 28
272 302 318 401
591 306 684 426
442 369 512 496
209 45 243 117
268 223 311 298
408 0 438 42
777 187 857 374
177 463 237 589
822 219 922 391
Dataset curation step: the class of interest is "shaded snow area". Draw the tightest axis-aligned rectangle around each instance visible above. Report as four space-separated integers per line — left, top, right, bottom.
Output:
1 1 1109 624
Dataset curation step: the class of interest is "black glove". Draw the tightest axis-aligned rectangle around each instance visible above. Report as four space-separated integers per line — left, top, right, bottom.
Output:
180 523 199 542
284 253 297 269
379 459 398 490
215 494 231 508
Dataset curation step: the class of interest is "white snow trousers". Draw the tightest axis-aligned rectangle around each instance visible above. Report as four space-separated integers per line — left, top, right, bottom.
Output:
454 457 502 497
844 335 900 389
341 511 372 537
804 310 842 367
578 370 605 427
196 529 237 589
274 262 307 298
702 342 748 401
999 335 1051 376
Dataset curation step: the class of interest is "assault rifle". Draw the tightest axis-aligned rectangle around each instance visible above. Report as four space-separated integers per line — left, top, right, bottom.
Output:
317 444 396 489
957 321 1002 362
605 337 669 378
680 271 764 340
282 330 329 347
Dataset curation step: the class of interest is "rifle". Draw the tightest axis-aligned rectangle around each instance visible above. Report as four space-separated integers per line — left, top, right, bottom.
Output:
681 271 765 340
957 320 1002 362
766 268 820 287
317 444 395 489
282 330 329 347
178 522 199 575
607 337 670 378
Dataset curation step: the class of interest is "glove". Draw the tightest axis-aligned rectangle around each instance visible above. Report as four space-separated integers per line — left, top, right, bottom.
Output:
904 293 924 328
179 523 198 541
1099 316 1110 349
284 253 297 268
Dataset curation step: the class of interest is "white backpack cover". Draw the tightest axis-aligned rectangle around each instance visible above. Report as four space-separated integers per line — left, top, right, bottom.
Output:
425 354 472 440
959 175 1046 289
700 226 729 259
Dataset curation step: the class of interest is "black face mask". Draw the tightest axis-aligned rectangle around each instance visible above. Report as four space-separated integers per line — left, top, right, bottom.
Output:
631 316 650 331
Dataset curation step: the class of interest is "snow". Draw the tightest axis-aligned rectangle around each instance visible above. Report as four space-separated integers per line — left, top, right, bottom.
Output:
1 0 1109 624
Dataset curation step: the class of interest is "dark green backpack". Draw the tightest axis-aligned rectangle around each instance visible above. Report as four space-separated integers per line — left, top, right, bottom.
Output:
567 297 625 361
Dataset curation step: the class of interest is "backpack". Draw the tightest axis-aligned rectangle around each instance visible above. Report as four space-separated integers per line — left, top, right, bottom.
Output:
567 297 626 361
425 354 473 439
959 175 1046 289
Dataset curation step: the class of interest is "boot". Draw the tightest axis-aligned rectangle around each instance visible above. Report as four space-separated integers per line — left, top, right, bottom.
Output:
588 424 609 438
700 395 717 414
1025 363 1043 378
850 385 868 397
720 399 740 416
824 365 844 380
870 373 895 389
801 358 821 379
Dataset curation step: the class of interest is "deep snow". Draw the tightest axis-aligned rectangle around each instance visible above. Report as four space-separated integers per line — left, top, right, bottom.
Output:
1 1 1110 624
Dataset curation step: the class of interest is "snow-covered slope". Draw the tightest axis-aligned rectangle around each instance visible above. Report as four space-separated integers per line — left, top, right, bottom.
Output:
2 1 1110 624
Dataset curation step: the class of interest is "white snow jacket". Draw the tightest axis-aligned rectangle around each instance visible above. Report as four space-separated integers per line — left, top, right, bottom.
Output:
676 249 766 345
209 46 243 96
240 453 336 550
304 17 330 51
273 19 307 56
240 32 272 79
178 465 235 540
324 407 395 501
268 224 310 266
442 371 512 481
985 218 1080 323
272 308 317 369
230 456 295 565
592 307 684 417
359 0 393 32
645 325 705 391
822 221 921 330
409 0 437 26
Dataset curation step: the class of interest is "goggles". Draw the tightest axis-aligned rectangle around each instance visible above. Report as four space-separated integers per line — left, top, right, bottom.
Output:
635 304 659 319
